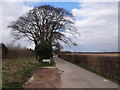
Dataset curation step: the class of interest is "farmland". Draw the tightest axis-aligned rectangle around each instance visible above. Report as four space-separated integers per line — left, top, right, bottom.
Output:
58 52 120 84
64 52 119 56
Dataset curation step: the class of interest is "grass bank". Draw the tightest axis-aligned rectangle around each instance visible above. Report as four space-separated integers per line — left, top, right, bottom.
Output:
2 56 55 88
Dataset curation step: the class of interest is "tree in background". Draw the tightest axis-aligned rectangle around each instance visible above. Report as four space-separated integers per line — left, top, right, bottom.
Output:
53 42 63 54
8 5 77 59
0 43 8 59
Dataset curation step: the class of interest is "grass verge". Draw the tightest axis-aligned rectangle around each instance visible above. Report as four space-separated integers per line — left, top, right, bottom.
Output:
2 57 55 88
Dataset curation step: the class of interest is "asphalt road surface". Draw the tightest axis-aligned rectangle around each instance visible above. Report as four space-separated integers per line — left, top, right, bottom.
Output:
54 56 119 88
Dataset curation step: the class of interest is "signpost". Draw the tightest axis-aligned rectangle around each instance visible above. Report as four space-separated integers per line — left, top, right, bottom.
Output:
42 59 50 64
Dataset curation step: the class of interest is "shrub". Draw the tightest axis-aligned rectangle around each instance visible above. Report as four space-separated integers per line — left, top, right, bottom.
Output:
0 43 8 58
35 43 53 62
6 48 35 59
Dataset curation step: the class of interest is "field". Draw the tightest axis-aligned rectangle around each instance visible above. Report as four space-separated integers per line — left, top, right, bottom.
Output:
58 52 120 84
64 52 119 56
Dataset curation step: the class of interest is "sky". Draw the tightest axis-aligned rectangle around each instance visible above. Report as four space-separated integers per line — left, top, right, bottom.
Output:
0 0 119 52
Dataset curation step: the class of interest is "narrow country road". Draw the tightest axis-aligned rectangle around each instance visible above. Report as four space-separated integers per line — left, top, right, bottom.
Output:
54 56 119 88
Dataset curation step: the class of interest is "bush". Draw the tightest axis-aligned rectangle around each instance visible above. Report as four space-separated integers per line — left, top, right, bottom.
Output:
6 48 35 59
0 43 8 58
35 43 53 62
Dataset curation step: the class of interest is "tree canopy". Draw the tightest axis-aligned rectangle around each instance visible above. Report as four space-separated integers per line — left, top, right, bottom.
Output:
8 5 76 49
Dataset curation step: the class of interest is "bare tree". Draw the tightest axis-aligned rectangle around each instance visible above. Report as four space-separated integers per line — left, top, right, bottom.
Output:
8 5 76 47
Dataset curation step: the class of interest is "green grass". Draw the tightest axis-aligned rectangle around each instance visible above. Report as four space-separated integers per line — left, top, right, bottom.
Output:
2 56 56 88
60 56 120 85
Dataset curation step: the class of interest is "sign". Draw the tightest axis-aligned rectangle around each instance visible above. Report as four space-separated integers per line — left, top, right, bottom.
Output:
42 59 50 64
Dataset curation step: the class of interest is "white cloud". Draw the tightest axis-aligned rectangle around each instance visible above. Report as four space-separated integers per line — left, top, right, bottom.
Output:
0 1 118 52
0 2 34 48
1 0 40 2
69 2 118 52
82 0 119 2
1 0 119 2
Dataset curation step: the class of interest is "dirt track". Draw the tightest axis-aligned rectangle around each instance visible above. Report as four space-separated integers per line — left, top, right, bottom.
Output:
24 67 62 88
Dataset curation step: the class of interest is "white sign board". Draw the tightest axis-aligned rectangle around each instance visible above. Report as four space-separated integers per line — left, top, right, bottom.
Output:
42 59 50 64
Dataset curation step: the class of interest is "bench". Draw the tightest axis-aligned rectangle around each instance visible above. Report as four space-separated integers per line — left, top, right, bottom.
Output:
42 59 50 64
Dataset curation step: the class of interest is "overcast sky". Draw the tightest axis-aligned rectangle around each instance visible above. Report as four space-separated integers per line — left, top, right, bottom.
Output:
0 0 118 52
